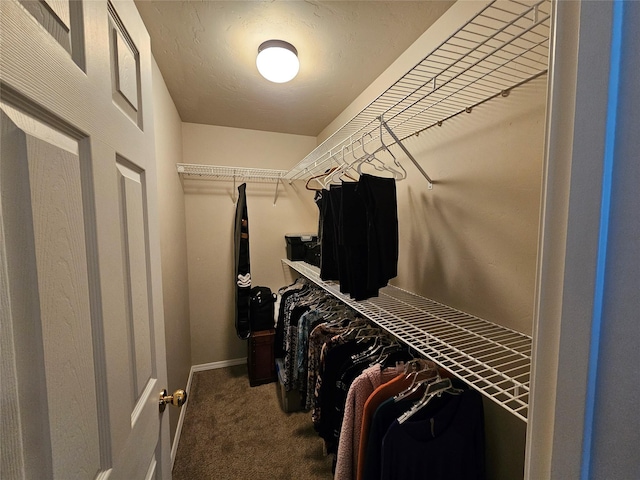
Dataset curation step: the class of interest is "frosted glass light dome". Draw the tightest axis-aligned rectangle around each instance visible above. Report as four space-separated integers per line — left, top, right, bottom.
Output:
256 40 299 83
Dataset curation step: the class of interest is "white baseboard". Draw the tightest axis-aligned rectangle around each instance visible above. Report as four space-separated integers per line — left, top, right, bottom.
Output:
170 357 247 469
190 357 247 372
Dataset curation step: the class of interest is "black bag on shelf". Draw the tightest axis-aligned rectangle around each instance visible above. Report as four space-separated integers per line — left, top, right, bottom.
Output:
249 286 276 332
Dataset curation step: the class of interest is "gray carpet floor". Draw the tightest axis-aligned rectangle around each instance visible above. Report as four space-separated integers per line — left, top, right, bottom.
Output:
172 364 334 480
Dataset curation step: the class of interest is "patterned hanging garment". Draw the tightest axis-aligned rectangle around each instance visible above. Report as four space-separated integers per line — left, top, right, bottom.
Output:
234 183 251 339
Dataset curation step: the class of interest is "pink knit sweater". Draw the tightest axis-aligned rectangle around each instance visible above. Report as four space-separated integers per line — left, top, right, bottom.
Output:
334 364 404 480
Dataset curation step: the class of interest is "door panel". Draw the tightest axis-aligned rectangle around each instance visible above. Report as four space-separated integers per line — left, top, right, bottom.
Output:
117 160 154 401
0 0 170 478
17 0 85 68
108 2 143 127
1 103 102 479
25 119 101 478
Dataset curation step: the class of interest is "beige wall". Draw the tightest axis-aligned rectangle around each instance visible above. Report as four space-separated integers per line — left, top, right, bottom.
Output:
317 1 489 144
389 76 546 479
151 57 192 443
394 78 545 336
181 123 317 365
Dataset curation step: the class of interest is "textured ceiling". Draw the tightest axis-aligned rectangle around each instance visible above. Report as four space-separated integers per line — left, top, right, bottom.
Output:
135 1 454 136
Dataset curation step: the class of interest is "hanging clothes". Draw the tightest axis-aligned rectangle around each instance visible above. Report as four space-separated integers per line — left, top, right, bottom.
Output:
275 278 308 358
314 332 412 456
356 360 438 480
273 280 485 479
334 363 408 480
379 388 485 480
319 187 340 281
234 183 251 339
306 317 366 410
340 181 378 300
362 379 485 480
317 174 399 301
356 174 399 291
279 286 311 391
295 309 329 390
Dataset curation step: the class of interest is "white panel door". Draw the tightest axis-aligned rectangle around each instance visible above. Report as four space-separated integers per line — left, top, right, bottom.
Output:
0 1 171 478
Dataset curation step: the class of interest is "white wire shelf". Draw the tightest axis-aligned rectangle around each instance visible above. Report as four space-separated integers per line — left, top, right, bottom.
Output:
283 259 532 422
284 0 551 181
177 163 287 183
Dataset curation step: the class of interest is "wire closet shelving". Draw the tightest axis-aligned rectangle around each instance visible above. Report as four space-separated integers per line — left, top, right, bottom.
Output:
176 164 286 182
177 164 288 203
283 259 532 422
277 0 551 423
176 1 551 186
284 0 551 183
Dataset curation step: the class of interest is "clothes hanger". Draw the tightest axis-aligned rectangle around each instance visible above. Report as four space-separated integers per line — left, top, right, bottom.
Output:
369 341 406 367
353 326 381 342
362 337 397 362
356 132 389 176
343 139 367 178
351 334 396 362
321 146 358 188
321 309 339 323
379 346 414 369
336 316 368 334
298 287 325 306
397 377 464 424
322 306 354 328
277 277 308 295
305 166 339 191
320 152 345 188
393 364 440 402
403 358 436 373
315 296 342 312
357 125 408 180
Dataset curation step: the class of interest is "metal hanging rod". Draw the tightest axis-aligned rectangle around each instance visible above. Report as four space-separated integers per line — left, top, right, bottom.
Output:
283 259 532 422
284 0 551 183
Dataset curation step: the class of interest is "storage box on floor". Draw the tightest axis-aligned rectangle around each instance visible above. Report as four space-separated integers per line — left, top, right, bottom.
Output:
247 329 276 387
275 358 304 412
285 234 320 267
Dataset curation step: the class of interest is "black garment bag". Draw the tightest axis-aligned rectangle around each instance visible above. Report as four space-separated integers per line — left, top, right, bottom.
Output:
234 183 251 339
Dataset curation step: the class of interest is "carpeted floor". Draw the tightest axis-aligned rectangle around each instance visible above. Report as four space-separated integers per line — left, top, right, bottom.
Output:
172 364 334 480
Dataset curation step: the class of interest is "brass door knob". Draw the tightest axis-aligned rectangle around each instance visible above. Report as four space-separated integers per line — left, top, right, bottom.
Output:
159 389 187 412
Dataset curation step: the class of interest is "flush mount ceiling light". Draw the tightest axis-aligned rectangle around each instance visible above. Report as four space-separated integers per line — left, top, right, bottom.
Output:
256 40 299 83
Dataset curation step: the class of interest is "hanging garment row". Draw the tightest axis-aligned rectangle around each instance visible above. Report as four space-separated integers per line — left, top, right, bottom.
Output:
274 279 486 480
304 126 407 301
312 172 399 301
275 278 363 405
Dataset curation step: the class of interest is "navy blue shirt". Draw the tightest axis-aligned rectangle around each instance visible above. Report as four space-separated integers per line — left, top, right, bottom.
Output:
380 388 485 480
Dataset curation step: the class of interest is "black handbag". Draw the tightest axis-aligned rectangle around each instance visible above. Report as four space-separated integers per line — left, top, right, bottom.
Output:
249 286 276 332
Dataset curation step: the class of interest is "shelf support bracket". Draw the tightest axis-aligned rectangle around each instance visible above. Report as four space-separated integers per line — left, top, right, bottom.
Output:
232 170 237 204
381 118 433 189
273 178 280 206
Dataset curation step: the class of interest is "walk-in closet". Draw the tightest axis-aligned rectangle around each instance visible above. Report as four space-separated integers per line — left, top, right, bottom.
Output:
2 0 638 479
176 2 548 477
171 1 638 478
